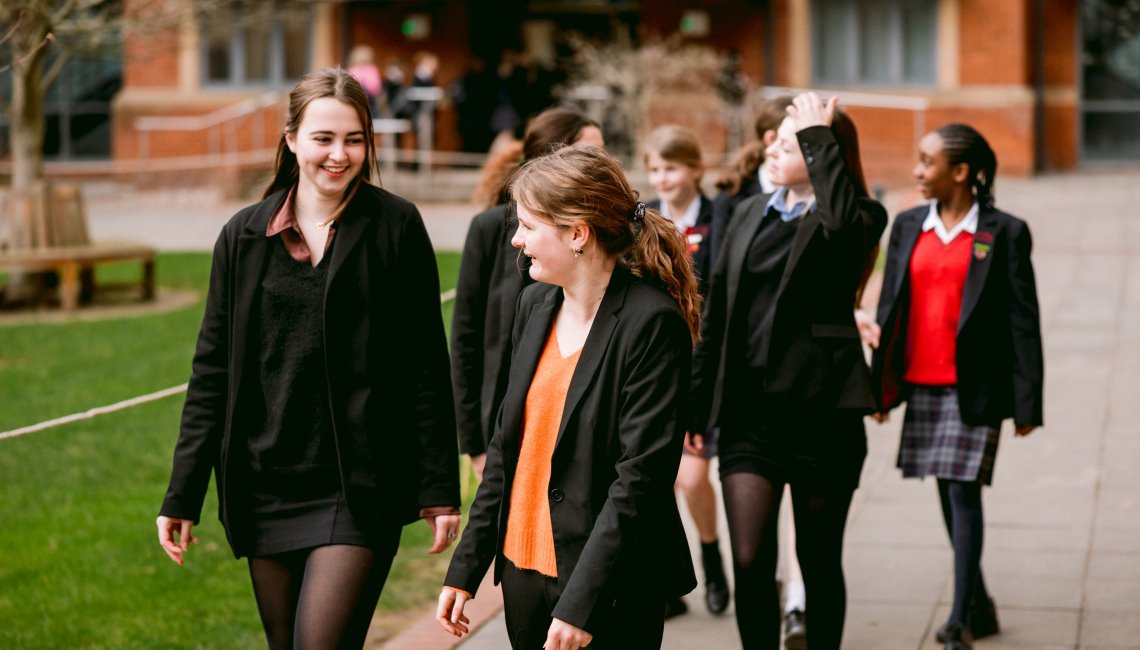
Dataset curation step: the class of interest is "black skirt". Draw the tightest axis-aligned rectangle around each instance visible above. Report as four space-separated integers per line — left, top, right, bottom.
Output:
718 406 867 492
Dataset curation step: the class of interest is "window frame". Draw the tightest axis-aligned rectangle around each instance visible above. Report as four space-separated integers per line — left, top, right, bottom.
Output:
199 2 312 89
811 0 937 88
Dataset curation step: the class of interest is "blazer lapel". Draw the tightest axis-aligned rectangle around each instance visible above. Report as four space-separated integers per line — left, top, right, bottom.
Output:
889 214 923 307
554 269 629 451
958 208 998 333
774 209 820 299
231 196 279 401
500 288 560 452
325 188 373 292
725 200 768 311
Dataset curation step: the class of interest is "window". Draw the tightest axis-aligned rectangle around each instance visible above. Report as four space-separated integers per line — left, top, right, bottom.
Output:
812 0 937 86
201 1 311 87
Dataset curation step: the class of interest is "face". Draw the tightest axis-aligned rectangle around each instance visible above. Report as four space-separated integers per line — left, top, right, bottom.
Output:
646 150 701 208
574 125 605 149
913 132 965 202
285 97 366 199
510 202 574 285
764 117 809 188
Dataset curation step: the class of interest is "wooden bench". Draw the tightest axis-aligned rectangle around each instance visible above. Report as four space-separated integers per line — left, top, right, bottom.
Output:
0 183 155 311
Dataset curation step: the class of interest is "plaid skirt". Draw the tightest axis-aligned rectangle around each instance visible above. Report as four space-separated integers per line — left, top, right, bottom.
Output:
898 386 1000 485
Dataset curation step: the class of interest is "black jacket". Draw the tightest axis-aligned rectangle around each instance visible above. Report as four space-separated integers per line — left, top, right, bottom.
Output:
646 195 715 296
445 268 696 630
709 175 763 267
159 184 460 556
691 126 888 432
450 204 529 456
871 205 1044 427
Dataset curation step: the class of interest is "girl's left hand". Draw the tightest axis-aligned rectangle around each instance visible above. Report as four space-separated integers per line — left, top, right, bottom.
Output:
426 514 462 554
788 92 838 131
545 618 593 650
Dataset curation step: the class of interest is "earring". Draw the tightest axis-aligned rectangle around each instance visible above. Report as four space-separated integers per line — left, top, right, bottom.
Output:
573 247 584 257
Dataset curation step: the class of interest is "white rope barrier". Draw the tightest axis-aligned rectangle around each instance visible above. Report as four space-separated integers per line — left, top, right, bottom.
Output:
0 289 461 441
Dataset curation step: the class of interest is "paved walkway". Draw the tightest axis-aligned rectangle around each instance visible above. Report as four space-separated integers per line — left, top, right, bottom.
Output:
84 170 1140 648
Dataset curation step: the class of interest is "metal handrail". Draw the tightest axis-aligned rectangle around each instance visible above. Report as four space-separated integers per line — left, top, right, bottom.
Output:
133 90 284 160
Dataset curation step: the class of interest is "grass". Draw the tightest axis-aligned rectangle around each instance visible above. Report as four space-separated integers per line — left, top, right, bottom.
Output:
0 251 469 649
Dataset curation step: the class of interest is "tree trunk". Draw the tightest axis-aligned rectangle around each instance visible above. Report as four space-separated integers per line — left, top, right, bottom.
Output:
9 15 49 194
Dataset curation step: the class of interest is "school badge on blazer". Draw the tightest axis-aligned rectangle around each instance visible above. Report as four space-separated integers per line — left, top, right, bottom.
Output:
685 224 709 255
973 230 994 261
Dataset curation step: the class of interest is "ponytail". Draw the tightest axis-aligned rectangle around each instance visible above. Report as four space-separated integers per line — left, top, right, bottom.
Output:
626 203 702 342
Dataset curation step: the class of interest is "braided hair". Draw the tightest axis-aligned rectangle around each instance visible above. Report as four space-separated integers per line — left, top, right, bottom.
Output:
935 123 998 209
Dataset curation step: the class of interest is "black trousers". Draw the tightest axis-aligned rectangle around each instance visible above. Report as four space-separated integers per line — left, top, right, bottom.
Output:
500 560 666 649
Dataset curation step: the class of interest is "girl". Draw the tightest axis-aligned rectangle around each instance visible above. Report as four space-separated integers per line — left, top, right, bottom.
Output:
452 107 603 481
437 146 699 649
690 93 887 649
862 124 1044 650
643 124 730 617
156 68 460 649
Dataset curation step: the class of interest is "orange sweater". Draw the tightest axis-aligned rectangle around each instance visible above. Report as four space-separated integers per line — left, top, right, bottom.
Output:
502 329 581 577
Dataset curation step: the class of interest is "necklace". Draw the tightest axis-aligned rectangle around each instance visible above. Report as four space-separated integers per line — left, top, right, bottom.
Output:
310 217 335 230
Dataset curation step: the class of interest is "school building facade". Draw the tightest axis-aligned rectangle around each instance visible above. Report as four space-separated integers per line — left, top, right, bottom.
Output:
33 0 1139 187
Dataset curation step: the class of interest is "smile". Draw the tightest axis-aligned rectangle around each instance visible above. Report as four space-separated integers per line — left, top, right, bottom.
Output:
322 165 348 175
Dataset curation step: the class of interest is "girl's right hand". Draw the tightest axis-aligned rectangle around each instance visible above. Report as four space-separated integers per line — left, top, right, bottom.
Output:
684 432 704 456
855 309 881 349
156 516 198 566
436 587 472 637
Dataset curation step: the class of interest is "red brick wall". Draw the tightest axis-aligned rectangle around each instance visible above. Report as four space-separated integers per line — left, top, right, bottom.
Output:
121 0 180 88
960 0 1031 85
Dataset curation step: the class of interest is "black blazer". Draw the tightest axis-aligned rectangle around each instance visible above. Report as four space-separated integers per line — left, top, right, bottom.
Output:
871 205 1044 427
709 175 763 267
691 126 888 432
646 194 715 296
159 184 460 556
450 204 530 456
445 268 697 630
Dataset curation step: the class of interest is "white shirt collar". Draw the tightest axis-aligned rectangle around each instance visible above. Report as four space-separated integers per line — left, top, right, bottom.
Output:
922 200 979 245
660 195 702 232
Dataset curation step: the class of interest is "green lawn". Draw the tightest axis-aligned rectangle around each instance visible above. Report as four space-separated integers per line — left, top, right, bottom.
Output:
0 251 469 649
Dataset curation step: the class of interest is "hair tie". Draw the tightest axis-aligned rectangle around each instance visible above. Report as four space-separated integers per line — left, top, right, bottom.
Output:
631 201 646 223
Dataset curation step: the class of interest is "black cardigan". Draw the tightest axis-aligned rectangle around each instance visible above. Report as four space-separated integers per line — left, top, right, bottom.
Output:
159 184 460 556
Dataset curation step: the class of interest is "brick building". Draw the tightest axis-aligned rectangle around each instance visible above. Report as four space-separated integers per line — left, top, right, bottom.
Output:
16 0 1138 188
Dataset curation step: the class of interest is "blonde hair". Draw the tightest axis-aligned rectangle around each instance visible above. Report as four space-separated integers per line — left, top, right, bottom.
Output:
643 124 703 172
510 146 701 342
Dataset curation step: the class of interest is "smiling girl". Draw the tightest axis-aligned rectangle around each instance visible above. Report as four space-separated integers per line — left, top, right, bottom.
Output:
156 68 460 649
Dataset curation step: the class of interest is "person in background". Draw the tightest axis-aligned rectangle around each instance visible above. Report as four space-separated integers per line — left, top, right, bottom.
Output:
346 45 382 118
643 124 730 618
452 107 603 481
438 146 700 649
691 93 887 649
155 68 460 650
861 123 1044 650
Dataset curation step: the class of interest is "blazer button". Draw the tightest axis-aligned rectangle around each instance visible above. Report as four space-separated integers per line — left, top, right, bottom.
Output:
806 155 815 165
550 488 564 502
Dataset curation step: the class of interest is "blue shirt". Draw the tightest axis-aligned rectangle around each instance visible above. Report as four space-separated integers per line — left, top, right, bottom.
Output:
764 188 814 223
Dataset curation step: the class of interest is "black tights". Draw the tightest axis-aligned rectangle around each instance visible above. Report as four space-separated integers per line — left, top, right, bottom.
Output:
722 472 855 650
247 544 394 650
938 479 989 626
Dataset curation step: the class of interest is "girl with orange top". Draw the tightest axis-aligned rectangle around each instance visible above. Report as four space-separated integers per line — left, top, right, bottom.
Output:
437 145 700 649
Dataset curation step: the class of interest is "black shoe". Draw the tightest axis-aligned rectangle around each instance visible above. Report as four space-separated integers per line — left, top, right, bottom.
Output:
704 576 729 615
700 540 730 615
940 623 973 650
783 609 807 650
664 596 688 620
936 598 1000 642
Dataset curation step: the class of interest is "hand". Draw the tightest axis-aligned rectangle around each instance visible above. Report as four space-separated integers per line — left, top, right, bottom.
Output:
1015 424 1038 437
787 92 838 131
426 513 462 554
855 309 881 349
436 587 471 637
870 412 890 423
470 453 487 482
156 516 198 566
684 431 704 456
545 618 593 650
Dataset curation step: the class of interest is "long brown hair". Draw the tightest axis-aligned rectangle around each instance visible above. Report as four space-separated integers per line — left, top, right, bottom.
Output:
472 106 601 209
714 95 794 195
509 146 701 342
824 107 877 306
263 68 378 199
